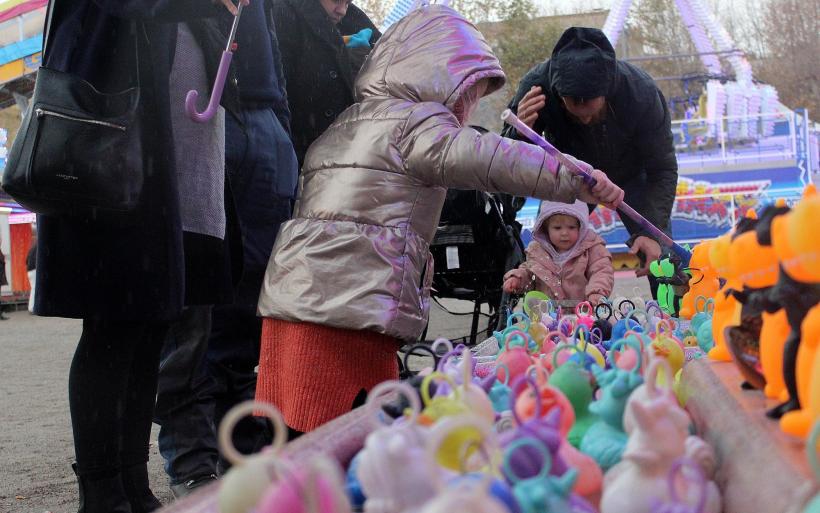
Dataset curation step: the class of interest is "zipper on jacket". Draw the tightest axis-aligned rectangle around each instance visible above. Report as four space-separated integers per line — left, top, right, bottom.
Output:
35 108 127 131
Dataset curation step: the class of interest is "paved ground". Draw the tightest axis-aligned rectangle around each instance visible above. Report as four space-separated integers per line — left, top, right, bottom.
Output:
0 273 648 513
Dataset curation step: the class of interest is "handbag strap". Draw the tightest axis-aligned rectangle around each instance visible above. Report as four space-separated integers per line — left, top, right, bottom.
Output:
42 0 58 59
41 1 142 86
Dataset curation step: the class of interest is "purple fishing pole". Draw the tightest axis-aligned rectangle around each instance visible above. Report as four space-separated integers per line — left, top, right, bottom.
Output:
501 109 691 264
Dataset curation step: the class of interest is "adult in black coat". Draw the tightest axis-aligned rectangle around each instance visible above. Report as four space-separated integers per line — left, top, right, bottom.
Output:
271 0 379 165
502 27 678 278
32 1 242 512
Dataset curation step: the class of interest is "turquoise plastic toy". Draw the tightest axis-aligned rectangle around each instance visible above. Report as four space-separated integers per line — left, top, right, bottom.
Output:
503 437 578 513
580 339 645 471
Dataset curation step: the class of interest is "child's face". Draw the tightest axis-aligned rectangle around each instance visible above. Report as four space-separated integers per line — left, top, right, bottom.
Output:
547 214 580 252
453 80 489 123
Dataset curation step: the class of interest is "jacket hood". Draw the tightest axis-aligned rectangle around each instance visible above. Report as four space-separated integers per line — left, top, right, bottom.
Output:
549 27 616 99
532 200 592 264
354 5 505 110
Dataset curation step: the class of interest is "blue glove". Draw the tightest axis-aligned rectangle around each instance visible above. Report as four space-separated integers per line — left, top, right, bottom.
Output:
344 28 373 48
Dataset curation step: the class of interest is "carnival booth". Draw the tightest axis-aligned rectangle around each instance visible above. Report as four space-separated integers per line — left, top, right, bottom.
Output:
0 202 33 309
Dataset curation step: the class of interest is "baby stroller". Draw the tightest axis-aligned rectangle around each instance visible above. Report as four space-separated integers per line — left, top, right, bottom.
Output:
428 189 526 345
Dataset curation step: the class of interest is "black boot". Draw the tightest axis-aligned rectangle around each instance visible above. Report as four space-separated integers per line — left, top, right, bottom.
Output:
121 463 163 513
73 463 133 513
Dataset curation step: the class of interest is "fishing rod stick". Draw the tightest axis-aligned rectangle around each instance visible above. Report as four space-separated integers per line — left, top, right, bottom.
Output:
501 109 691 263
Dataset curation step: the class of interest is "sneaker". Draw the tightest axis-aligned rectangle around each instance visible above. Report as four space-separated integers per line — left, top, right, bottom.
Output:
170 474 218 499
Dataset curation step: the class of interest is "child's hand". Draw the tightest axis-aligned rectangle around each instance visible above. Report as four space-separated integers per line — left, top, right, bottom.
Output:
577 169 624 210
587 293 605 306
503 268 531 294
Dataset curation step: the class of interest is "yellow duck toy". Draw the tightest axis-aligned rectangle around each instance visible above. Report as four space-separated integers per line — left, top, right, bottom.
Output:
707 212 751 362
777 185 820 436
762 185 820 419
779 303 820 438
679 240 721 320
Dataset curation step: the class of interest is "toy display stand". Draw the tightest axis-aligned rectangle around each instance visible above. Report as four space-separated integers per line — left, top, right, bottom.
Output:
158 403 379 513
681 359 817 513
158 353 818 513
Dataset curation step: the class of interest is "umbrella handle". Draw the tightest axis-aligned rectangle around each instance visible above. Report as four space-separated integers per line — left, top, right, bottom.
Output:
501 109 691 264
185 2 243 123
185 51 233 123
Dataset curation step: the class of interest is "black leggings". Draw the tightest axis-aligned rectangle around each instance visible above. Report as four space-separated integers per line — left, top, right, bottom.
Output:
69 319 168 476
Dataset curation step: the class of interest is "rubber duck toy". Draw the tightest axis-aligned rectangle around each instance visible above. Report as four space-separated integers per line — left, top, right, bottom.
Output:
679 241 720 320
707 229 741 362
760 185 820 418
724 213 771 389
779 304 820 438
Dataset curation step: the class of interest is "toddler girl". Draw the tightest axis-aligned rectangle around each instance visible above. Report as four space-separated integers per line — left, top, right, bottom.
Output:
503 200 614 304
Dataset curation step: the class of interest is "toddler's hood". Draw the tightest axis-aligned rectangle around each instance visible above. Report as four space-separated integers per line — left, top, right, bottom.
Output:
354 5 505 111
532 200 592 264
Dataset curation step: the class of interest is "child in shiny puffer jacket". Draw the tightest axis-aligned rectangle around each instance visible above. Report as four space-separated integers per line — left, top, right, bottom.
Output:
255 5 624 436
503 200 614 305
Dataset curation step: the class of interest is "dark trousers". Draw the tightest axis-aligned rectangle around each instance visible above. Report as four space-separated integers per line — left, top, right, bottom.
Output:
154 107 297 483
154 306 217 483
70 319 167 476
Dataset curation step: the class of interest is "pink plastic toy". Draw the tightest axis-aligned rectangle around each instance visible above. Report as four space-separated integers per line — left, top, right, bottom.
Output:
623 358 679 435
357 381 439 513
256 456 352 513
649 457 709 513
575 301 596 331
496 330 536 382
600 398 721 513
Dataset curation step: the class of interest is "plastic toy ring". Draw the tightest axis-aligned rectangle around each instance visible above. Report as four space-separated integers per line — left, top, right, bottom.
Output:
219 401 287 466
366 380 422 427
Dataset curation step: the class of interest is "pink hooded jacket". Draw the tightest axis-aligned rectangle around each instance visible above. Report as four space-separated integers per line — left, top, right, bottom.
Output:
520 200 613 301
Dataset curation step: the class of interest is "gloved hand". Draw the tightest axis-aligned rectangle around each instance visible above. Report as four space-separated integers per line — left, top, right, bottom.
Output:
343 28 373 49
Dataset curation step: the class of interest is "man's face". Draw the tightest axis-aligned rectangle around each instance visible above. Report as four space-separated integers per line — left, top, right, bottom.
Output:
319 0 349 24
561 96 606 125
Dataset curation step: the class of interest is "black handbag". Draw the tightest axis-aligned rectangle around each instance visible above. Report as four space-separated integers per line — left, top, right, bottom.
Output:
1 0 143 216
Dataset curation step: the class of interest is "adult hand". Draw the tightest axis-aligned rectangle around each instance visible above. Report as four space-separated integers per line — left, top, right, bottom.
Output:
516 86 546 129
576 169 624 210
217 0 249 15
630 236 661 277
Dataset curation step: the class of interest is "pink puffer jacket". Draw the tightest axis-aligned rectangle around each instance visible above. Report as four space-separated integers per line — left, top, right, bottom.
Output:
520 200 613 302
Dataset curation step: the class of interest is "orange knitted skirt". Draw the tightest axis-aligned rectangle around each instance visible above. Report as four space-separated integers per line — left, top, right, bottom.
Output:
255 318 400 432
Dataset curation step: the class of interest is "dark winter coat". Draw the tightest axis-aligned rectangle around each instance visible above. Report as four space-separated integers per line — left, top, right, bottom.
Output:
0 248 6 287
502 27 678 243
271 0 379 165
34 0 236 321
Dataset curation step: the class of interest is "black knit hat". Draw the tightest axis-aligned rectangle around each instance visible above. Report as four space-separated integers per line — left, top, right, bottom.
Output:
549 27 617 98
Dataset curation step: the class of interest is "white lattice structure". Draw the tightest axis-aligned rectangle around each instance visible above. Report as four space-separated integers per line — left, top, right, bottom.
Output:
601 0 786 141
